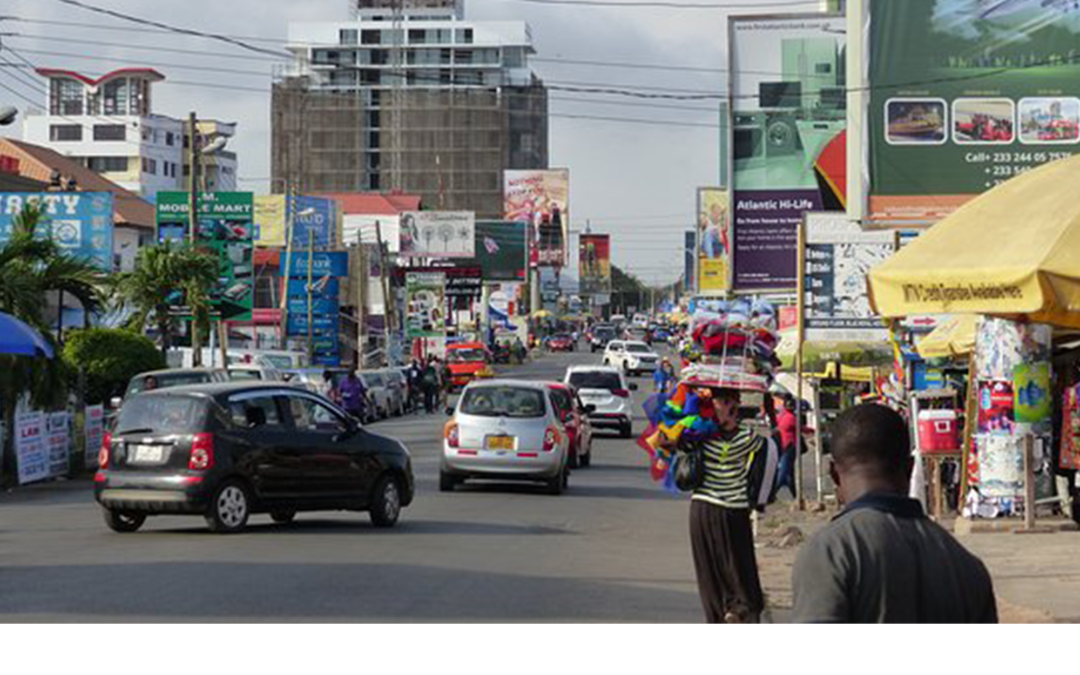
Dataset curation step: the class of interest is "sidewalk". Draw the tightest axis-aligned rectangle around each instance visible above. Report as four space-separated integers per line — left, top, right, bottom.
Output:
755 506 1080 623
0 474 94 505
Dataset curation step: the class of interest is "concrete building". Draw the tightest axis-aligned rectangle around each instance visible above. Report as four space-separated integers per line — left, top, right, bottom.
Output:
22 68 238 200
272 0 548 219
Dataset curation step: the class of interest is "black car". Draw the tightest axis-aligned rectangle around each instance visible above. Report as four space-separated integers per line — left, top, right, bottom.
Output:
590 325 617 352
94 382 415 534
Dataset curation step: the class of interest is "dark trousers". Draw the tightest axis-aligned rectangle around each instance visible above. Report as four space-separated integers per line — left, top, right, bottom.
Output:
689 500 764 623
775 446 796 499
423 387 437 413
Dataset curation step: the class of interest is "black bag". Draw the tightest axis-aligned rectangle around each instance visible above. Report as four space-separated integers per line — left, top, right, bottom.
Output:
675 441 705 492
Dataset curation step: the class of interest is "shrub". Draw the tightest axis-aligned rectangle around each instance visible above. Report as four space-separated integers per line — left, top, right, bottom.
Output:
63 328 165 404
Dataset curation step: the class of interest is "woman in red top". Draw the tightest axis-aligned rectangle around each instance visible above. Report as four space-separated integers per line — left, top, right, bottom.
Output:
774 395 800 499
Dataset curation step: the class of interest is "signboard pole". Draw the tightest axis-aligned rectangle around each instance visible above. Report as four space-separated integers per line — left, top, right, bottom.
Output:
217 319 228 370
307 227 315 362
376 220 393 366
188 112 203 366
280 186 297 350
795 219 806 511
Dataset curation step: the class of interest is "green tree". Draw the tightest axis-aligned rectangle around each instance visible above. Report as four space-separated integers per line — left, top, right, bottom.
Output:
111 242 218 358
0 203 104 486
62 328 165 405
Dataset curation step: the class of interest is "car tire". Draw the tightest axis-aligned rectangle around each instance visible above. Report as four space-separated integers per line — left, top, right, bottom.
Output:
205 479 251 534
620 421 633 439
439 470 458 493
369 474 402 528
270 509 296 524
546 468 566 496
103 508 146 533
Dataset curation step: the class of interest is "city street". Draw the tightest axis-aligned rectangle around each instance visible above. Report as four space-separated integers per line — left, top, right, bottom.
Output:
0 349 707 622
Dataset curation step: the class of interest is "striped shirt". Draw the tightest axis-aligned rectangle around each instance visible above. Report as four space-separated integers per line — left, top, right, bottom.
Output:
692 426 765 509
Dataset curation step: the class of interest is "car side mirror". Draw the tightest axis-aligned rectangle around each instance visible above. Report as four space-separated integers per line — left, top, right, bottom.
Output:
583 404 597 414
333 421 360 443
629 383 639 391
109 396 122 410
445 407 455 417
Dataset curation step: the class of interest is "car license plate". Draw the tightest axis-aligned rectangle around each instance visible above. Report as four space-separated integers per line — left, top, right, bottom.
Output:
129 444 166 464
485 435 515 451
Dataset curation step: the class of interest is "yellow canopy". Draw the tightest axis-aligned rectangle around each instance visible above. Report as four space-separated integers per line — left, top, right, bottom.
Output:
868 154 1080 330
531 310 553 319
915 315 978 359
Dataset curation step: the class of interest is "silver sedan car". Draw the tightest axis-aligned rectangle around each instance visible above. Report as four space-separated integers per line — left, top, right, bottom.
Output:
440 380 571 495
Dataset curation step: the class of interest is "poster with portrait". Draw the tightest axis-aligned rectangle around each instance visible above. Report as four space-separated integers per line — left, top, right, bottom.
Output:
405 272 446 339
697 188 731 294
503 169 570 268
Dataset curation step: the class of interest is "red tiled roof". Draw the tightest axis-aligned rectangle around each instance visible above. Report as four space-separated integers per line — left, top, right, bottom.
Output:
0 138 155 230
313 192 422 215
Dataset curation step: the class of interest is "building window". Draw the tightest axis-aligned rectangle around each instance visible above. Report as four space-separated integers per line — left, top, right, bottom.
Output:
87 156 128 172
361 29 382 45
455 29 473 44
49 124 82 141
102 79 129 116
340 29 358 45
51 79 85 116
166 132 175 146
142 157 157 175
504 47 525 69
94 124 127 141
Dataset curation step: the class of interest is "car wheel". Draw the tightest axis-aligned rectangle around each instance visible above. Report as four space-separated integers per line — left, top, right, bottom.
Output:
205 480 251 534
270 509 296 524
369 474 402 528
103 508 146 533
439 470 458 492
620 421 633 439
545 469 565 495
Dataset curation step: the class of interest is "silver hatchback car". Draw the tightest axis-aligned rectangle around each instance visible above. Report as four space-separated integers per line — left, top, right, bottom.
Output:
441 380 571 495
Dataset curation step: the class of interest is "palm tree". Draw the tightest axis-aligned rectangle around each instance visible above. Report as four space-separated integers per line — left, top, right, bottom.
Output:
112 241 218 359
0 203 105 486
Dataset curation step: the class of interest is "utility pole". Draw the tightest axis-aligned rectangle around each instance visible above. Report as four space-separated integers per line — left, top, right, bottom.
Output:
307 227 315 363
188 111 203 367
279 184 297 350
375 220 394 366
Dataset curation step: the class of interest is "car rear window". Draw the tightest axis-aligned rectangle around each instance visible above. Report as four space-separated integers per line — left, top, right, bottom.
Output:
595 327 615 337
460 387 546 418
449 348 486 363
115 395 208 434
126 372 212 397
228 370 262 381
568 371 622 391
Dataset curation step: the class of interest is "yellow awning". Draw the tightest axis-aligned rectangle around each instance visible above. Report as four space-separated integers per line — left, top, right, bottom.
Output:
868 154 1080 330
915 315 978 360
531 310 553 319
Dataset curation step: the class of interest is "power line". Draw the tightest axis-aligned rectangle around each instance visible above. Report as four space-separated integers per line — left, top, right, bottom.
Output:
0 16 286 44
3 32 287 63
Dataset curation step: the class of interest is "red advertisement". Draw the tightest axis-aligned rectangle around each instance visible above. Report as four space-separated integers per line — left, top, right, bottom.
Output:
977 381 1015 435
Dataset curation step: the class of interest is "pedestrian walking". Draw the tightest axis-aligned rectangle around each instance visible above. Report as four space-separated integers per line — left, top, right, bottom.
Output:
316 369 335 401
339 369 368 422
421 359 440 414
792 404 997 623
440 358 454 406
653 358 677 394
406 359 422 413
772 395 801 499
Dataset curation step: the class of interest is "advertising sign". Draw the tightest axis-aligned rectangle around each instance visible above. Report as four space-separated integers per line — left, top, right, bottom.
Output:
0 192 114 270
578 234 611 295
84 404 104 471
475 221 527 282
46 411 69 478
866 0 1080 223
503 169 570 267
285 251 349 279
406 272 446 338
684 230 697 294
802 214 896 342
255 195 338 248
399 211 476 258
253 195 286 247
284 262 342 366
730 14 847 291
15 411 48 485
697 188 731 293
156 192 255 322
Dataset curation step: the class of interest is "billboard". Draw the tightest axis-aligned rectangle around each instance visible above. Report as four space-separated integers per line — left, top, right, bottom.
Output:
696 188 731 293
156 192 255 322
503 169 570 267
405 272 446 339
578 234 611 295
865 0 1080 223
729 14 847 291
399 211 476 258
802 213 896 342
475 221 527 282
255 196 338 248
0 192 114 270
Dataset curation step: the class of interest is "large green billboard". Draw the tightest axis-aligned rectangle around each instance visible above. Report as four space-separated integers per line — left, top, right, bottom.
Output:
867 0 1080 222
474 220 527 283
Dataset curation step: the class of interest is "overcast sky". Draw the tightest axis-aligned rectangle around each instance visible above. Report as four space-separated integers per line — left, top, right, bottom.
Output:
2 0 828 286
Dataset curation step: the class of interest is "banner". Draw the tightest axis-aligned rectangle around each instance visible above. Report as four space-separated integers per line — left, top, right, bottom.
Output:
284 261 342 366
156 192 255 322
0 192 114 271
15 411 48 485
253 195 286 247
475 221 527 282
399 211 476 258
405 272 446 339
285 251 349 279
255 195 338 249
697 188 731 293
46 411 69 478
503 169 570 267
730 14 847 291
802 214 896 342
866 0 1080 222
578 234 611 295
84 404 104 471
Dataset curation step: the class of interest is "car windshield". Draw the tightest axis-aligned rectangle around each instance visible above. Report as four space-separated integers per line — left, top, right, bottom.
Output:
115 395 207 434
627 343 651 353
263 355 293 369
568 371 622 391
126 372 212 397
449 348 486 363
460 386 546 418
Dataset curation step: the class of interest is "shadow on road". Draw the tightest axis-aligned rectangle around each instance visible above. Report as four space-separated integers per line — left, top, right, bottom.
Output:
145 518 574 537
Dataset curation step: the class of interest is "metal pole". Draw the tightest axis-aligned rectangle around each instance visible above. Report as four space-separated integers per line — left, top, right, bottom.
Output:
188 111 202 366
280 187 296 350
1023 434 1036 531
794 219 806 510
375 220 393 366
307 227 315 362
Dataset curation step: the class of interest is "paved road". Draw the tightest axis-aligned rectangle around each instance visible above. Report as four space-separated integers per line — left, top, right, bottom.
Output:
0 347 705 622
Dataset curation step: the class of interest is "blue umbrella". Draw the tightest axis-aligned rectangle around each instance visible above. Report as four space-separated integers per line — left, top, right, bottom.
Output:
0 312 55 358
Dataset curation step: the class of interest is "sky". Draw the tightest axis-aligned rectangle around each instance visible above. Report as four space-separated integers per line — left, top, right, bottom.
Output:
0 0 829 286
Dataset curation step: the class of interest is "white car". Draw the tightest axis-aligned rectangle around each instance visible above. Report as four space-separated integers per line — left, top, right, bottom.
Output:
564 365 637 438
603 340 660 376
441 380 571 494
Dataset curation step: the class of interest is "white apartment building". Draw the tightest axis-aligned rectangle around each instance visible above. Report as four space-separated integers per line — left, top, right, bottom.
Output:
23 68 238 200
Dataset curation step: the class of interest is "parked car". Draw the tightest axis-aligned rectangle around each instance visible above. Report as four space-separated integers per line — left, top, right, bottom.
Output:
603 340 660 376
445 342 492 391
440 380 571 495
547 334 575 352
590 324 618 352
564 366 637 438
545 383 595 468
358 370 393 420
380 368 408 416
116 368 231 411
94 382 415 533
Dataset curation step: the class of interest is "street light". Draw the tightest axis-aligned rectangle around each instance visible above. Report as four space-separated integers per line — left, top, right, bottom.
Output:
0 106 17 126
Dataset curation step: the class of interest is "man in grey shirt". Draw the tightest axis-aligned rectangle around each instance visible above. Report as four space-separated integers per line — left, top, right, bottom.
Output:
792 404 997 623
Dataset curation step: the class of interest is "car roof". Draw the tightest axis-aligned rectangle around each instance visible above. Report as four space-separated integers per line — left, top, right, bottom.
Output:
464 379 549 390
134 367 226 378
135 381 305 399
566 365 619 373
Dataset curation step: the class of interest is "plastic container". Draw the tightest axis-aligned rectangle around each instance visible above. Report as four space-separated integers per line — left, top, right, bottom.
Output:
918 410 960 454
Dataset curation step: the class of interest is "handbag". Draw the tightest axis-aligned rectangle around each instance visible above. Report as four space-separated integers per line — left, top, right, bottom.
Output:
675 441 706 492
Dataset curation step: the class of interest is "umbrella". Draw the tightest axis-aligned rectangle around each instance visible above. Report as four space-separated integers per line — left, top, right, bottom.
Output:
0 312 55 358
915 314 978 360
868 153 1080 329
531 310 553 320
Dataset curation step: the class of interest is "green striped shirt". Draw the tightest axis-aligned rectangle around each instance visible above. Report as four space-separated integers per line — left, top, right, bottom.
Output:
692 426 765 509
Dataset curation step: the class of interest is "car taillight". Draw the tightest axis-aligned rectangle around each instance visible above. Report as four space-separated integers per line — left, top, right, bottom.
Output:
543 427 560 452
188 433 215 471
445 422 459 448
612 389 630 398
99 431 111 469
